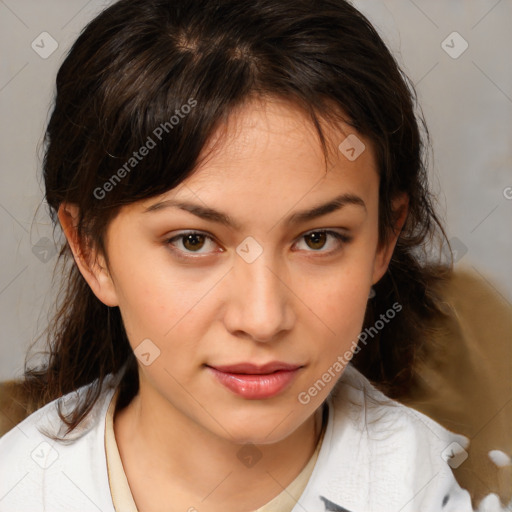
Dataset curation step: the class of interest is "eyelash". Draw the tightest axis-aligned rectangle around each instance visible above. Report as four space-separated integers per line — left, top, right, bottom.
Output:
165 229 351 258
293 230 351 253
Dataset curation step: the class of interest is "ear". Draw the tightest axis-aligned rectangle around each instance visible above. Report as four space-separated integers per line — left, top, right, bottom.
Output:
57 203 119 307
372 193 409 285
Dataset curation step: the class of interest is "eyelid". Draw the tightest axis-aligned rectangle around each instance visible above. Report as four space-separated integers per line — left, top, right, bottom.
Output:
298 227 351 238
297 228 352 241
166 229 216 240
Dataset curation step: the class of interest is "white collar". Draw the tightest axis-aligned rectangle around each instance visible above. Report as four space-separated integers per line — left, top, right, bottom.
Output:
291 364 473 512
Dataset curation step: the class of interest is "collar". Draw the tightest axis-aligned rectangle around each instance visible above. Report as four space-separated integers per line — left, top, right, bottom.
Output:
290 364 473 512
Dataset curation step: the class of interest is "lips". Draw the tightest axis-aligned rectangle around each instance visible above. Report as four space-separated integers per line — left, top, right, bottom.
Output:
210 362 301 374
206 362 303 399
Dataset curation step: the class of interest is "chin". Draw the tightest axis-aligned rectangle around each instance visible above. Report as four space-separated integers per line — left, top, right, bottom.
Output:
217 409 309 447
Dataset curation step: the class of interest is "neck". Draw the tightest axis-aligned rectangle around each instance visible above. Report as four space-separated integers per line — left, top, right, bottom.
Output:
114 382 326 511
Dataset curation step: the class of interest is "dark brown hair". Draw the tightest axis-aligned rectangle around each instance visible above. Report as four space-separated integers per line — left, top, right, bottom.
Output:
24 0 451 435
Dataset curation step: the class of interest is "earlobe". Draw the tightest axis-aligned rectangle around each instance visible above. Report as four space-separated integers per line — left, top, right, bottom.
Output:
57 203 119 307
372 193 409 285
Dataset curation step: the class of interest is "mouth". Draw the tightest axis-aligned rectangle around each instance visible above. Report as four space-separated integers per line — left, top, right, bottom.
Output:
206 362 303 399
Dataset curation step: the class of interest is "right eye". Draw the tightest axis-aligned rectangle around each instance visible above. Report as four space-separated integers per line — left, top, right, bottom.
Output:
166 231 222 256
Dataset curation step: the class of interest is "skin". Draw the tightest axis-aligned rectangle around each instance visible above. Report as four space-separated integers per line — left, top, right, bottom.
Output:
59 96 407 512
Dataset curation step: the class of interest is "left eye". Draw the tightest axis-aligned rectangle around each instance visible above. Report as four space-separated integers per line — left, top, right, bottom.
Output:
293 230 349 252
167 232 219 254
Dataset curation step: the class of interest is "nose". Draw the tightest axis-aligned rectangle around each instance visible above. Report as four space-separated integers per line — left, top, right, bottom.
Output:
223 254 295 343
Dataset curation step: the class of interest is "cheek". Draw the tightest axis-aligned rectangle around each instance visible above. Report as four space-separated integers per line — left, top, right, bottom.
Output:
298 255 374 361
292 273 370 408
106 238 173 337
320 276 369 340
111 247 223 346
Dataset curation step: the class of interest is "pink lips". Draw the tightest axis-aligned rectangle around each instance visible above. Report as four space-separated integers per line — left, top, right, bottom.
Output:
206 362 302 399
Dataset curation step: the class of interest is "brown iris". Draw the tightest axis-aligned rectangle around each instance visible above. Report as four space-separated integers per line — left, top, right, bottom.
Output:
182 233 206 251
305 232 327 250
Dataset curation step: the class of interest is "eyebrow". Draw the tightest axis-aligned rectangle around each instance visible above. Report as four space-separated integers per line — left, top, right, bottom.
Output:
143 193 366 229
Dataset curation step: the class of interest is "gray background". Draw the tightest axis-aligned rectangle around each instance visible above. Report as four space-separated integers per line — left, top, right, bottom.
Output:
1 0 511 381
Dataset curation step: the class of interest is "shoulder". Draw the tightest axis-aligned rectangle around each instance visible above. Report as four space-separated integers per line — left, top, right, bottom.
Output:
304 364 474 512
334 363 470 451
0 375 118 512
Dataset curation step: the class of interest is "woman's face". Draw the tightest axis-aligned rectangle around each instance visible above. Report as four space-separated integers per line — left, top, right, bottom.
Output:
81 97 399 444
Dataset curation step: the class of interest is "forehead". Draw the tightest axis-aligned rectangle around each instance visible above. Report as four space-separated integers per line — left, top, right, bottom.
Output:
182 96 378 198
202 96 328 165
131 96 380 228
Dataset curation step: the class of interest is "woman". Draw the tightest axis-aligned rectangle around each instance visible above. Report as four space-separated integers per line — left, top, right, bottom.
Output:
0 0 499 510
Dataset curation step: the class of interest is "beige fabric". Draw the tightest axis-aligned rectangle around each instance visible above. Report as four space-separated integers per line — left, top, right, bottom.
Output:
402 267 512 506
104 389 326 512
105 390 138 512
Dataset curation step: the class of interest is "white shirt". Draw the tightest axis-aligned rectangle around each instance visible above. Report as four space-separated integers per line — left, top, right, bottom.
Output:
0 364 476 512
